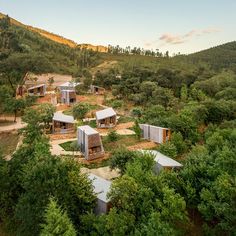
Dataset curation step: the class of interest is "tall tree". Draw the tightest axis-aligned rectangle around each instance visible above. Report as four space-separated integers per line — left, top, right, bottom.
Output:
40 198 76 236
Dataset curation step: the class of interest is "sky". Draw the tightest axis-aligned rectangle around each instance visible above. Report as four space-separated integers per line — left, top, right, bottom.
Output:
0 0 235 54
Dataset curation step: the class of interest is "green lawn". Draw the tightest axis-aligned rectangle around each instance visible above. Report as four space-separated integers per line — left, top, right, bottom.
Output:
59 140 77 151
0 132 19 156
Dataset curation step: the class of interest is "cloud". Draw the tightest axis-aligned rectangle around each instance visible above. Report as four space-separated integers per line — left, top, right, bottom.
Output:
157 27 221 46
159 33 185 44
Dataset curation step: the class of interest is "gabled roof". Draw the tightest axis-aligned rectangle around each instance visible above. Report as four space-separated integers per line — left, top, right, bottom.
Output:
53 112 75 123
88 173 111 203
140 150 182 167
78 125 98 135
96 108 116 120
27 84 46 90
58 81 80 88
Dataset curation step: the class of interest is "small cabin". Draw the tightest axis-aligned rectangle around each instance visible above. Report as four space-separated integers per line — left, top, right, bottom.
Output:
96 108 117 128
57 82 80 105
90 85 105 95
141 150 182 174
52 112 75 133
27 84 46 96
77 125 104 160
88 173 112 215
139 124 171 144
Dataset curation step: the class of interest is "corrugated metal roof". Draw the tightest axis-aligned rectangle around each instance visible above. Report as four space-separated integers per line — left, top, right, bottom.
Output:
53 112 75 123
96 108 116 120
58 82 80 87
88 173 111 203
140 150 182 167
78 125 98 135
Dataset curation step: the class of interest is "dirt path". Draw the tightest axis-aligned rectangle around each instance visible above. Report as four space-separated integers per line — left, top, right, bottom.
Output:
127 141 158 151
77 94 105 106
96 122 134 133
81 166 119 180
0 117 26 132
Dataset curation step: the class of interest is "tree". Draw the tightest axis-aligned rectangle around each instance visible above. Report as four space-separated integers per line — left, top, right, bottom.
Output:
170 132 187 155
133 120 142 140
109 148 137 174
198 174 236 235
158 142 177 158
14 155 95 235
48 77 54 87
40 198 76 236
3 96 25 122
37 103 56 128
180 84 188 101
72 103 89 120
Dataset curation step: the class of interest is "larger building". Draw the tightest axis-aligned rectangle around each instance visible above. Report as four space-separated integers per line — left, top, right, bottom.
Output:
77 125 104 160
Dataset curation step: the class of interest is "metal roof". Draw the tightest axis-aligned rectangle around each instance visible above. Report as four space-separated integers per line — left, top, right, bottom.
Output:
58 81 80 88
78 125 98 135
96 108 116 120
88 173 111 203
140 150 182 167
27 84 46 90
53 112 75 123
140 124 170 130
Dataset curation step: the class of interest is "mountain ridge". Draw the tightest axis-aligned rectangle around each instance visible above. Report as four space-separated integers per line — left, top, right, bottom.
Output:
0 12 108 52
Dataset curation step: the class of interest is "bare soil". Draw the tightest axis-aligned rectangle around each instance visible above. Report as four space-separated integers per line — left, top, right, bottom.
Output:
127 141 158 151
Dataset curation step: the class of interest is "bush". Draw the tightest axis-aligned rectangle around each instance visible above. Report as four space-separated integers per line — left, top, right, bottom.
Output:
107 130 119 142
158 142 177 158
72 103 89 120
170 132 187 155
132 108 142 118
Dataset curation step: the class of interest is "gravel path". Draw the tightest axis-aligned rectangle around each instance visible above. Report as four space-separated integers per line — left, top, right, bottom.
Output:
50 138 81 156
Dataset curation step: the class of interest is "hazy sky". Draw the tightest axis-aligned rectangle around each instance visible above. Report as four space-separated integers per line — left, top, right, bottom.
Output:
0 0 235 54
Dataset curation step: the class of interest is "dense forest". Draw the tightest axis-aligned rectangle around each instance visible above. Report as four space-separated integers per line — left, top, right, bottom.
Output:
0 15 236 236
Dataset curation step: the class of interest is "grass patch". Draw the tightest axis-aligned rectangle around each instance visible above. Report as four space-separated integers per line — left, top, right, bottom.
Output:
0 132 19 156
102 134 140 152
63 109 73 116
118 116 135 124
59 141 74 151
63 104 102 116
83 119 97 128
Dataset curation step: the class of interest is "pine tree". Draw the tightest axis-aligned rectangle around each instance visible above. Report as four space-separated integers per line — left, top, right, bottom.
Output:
40 198 77 236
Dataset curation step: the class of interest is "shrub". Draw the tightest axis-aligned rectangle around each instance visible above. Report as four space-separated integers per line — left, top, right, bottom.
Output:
107 130 119 142
158 142 177 158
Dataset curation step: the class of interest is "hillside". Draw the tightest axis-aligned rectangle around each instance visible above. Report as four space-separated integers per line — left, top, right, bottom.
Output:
180 41 236 71
0 15 103 79
0 12 108 52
